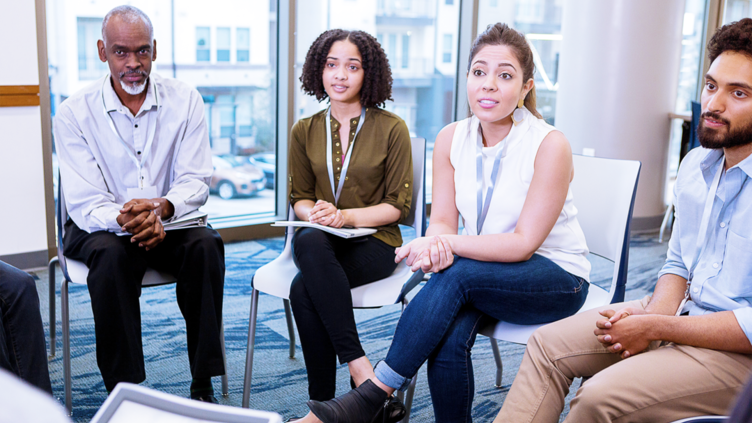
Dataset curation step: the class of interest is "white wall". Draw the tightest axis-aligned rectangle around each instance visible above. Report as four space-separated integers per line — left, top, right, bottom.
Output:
0 0 49 260
555 0 684 230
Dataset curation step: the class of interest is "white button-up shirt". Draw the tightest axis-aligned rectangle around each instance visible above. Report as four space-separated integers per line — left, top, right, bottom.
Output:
54 73 212 233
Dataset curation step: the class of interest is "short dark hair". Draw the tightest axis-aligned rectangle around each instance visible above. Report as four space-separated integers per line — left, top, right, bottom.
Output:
708 18 752 63
299 29 393 108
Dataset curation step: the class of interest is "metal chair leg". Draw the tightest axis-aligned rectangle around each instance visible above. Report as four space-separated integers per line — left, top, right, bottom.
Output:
283 299 295 358
242 288 259 408
62 278 72 415
400 372 418 423
490 338 503 388
48 257 58 358
220 319 229 397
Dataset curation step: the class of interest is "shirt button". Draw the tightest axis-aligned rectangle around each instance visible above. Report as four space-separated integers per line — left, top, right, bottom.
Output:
693 287 699 293
336 158 340 162
135 124 139 128
351 132 355 136
405 183 409 188
137 151 141 155
713 263 719 269
720 222 726 228
336 151 341 155
345 177 348 180
335 143 340 146
352 120 357 124
337 167 340 170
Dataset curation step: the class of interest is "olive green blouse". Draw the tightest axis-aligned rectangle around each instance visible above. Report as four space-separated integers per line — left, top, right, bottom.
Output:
288 107 413 248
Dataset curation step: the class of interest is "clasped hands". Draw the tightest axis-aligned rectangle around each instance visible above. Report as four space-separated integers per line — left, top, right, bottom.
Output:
116 198 174 250
307 200 345 228
594 307 652 359
395 235 454 274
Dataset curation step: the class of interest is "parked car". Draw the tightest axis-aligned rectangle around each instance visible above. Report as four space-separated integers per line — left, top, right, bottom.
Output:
247 153 275 189
210 155 266 199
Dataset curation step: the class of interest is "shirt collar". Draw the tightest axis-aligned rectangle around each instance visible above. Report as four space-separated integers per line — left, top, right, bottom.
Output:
102 74 159 115
699 148 725 186
735 150 752 178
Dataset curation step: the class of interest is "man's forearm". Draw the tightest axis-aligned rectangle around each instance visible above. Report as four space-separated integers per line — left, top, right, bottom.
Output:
644 273 688 316
647 311 752 354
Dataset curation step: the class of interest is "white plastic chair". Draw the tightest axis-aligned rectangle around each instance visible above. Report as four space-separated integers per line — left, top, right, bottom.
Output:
91 383 282 423
480 155 641 387
50 180 229 414
242 137 427 423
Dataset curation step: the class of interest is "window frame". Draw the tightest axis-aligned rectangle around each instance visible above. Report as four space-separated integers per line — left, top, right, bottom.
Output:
38 0 480 249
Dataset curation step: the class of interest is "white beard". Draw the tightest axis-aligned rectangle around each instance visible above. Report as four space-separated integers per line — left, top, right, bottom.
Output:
120 77 148 95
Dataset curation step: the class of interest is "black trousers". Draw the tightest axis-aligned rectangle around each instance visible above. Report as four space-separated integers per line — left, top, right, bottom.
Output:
63 220 225 391
289 228 398 401
0 261 52 393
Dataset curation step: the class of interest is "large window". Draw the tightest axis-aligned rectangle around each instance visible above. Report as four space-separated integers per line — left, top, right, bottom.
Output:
196 26 211 62
77 17 108 80
295 0 461 199
217 27 231 62
724 0 752 21
477 0 563 124
47 0 278 222
237 27 250 62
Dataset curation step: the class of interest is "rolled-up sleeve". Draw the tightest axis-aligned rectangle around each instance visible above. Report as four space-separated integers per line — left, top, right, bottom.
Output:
163 89 212 220
658 183 689 280
379 120 412 222
55 105 122 233
288 121 317 205
733 307 752 345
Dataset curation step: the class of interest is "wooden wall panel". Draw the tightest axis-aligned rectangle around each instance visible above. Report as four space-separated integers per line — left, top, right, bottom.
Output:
0 85 40 107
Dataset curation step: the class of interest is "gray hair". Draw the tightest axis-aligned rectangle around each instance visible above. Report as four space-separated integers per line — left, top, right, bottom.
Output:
101 5 154 47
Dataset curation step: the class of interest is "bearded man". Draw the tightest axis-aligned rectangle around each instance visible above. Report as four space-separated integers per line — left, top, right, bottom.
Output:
54 5 224 402
494 18 752 423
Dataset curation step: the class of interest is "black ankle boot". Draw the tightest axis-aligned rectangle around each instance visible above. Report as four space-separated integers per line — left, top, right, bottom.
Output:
307 379 406 423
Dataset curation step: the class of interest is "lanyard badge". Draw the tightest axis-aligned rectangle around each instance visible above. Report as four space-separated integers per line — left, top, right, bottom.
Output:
473 117 510 235
325 107 366 206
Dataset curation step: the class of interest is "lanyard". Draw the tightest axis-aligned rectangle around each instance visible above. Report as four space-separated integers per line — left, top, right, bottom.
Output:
676 160 724 315
325 107 366 206
474 120 509 235
101 75 160 189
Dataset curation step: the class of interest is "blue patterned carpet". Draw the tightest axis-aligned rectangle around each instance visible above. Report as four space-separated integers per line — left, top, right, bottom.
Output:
30 230 668 422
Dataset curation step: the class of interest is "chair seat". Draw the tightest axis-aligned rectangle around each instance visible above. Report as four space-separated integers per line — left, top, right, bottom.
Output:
64 257 176 286
252 247 413 307
479 283 610 344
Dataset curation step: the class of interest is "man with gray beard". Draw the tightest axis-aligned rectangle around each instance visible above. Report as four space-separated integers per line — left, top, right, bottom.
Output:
54 5 225 403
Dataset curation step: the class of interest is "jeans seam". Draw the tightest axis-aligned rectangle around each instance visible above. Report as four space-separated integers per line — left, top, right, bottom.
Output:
463 313 485 423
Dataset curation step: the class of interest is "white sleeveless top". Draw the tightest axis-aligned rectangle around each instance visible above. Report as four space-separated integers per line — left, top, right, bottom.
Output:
450 109 591 281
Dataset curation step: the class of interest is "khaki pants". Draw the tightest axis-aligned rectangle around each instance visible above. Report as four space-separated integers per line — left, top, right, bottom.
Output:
494 297 752 423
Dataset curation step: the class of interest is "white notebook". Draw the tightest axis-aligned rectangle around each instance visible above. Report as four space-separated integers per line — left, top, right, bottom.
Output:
272 221 377 239
116 210 208 236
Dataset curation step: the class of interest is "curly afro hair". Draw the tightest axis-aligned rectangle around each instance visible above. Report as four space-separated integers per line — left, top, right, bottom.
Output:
300 29 393 108
708 18 752 63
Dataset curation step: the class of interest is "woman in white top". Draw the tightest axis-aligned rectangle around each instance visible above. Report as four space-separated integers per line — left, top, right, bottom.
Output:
305 23 591 423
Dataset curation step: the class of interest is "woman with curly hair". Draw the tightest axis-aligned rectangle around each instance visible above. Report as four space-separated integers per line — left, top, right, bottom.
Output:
286 29 412 422
306 23 591 423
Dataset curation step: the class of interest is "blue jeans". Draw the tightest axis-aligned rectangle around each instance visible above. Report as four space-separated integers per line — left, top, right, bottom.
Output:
0 261 52 393
374 254 588 423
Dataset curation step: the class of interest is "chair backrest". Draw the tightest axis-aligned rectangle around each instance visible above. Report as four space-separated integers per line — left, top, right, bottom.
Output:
570 155 641 304
281 136 427 245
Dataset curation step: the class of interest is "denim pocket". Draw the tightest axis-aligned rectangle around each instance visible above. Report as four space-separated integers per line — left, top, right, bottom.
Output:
720 230 752 297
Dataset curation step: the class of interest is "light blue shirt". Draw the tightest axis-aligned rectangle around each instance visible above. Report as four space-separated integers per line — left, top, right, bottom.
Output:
658 147 752 344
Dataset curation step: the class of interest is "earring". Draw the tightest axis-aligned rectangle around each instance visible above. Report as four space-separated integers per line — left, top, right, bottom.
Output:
511 98 525 126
